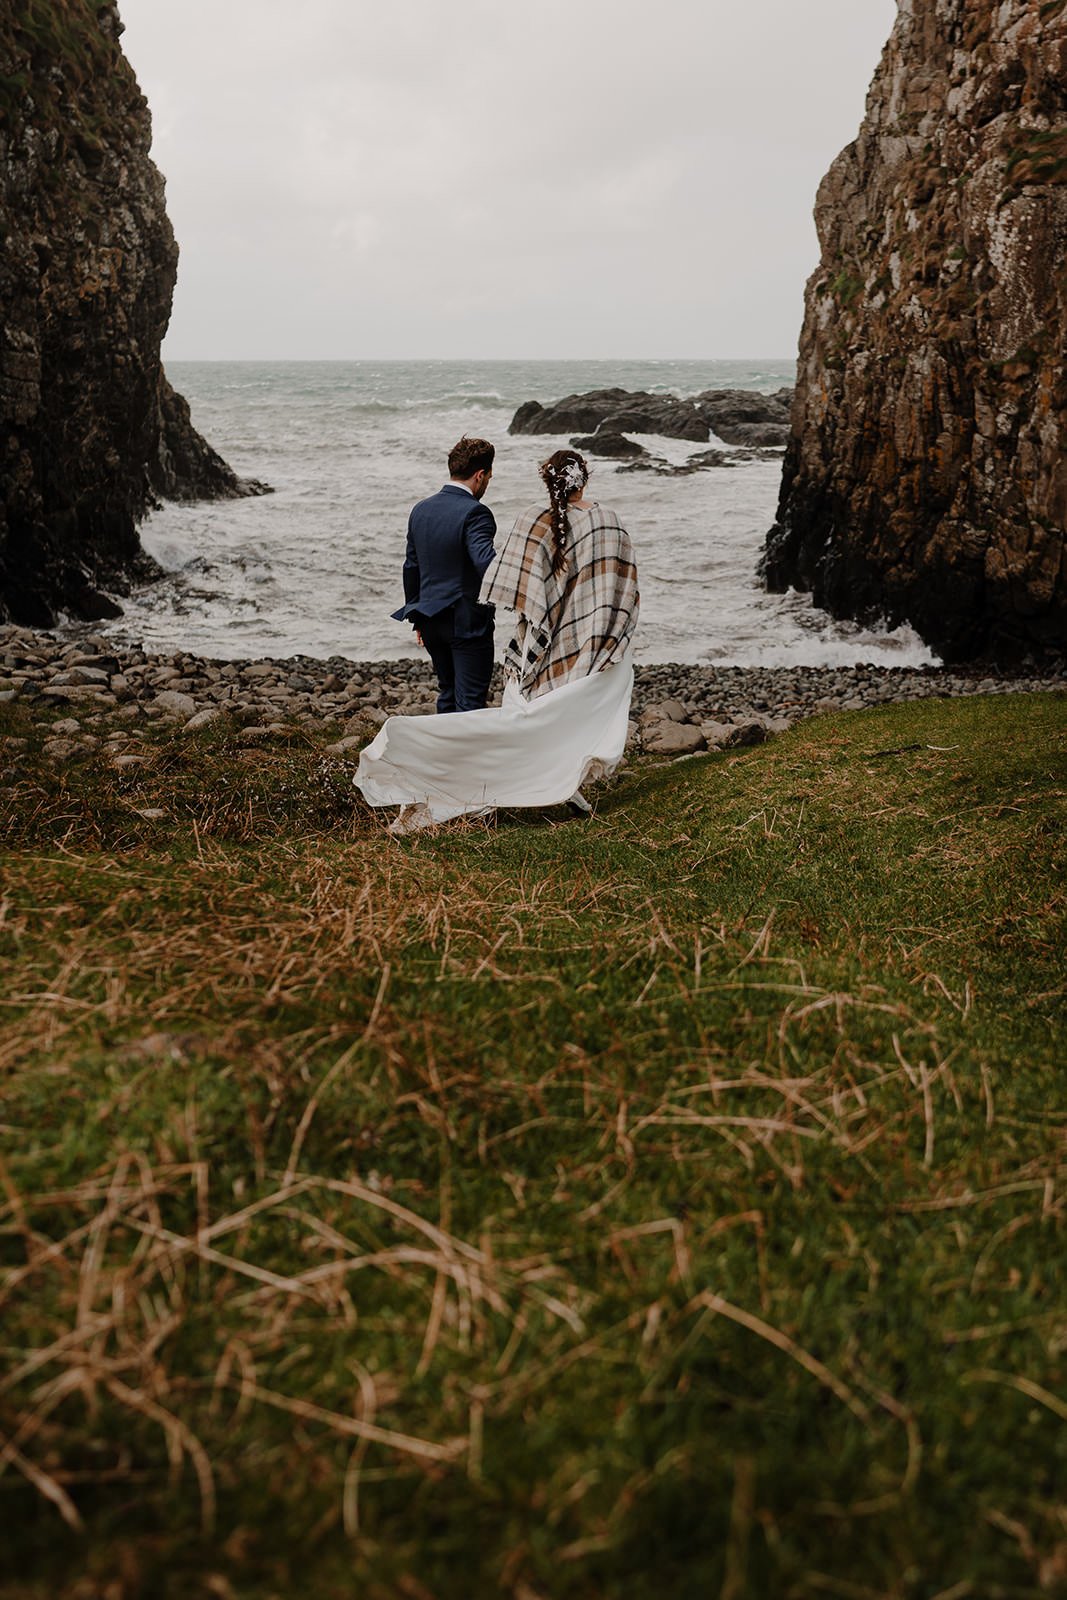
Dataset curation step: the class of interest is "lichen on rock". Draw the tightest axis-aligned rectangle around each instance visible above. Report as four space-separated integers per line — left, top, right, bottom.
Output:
763 0 1067 662
0 0 268 628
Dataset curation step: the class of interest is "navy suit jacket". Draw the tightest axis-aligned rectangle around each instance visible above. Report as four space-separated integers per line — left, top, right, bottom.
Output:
392 485 497 625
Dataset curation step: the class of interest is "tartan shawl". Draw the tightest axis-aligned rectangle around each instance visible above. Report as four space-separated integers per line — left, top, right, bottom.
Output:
480 502 639 698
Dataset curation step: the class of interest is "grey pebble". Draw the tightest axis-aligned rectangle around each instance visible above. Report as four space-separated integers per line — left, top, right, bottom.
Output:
1 627 1062 753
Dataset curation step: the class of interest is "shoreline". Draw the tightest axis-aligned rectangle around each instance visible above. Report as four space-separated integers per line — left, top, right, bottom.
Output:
2 624 1064 762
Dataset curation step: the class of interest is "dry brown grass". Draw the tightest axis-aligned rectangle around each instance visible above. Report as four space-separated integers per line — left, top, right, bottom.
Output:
0 691 1064 1595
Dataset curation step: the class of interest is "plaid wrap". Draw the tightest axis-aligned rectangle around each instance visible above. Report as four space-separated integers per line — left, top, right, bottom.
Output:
480 502 639 698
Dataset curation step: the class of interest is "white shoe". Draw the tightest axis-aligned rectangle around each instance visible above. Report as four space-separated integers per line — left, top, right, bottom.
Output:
387 803 434 835
566 791 593 817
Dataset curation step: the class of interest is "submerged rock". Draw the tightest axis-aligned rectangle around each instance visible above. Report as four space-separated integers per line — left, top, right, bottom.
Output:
763 0 1067 663
571 431 648 460
0 2 268 630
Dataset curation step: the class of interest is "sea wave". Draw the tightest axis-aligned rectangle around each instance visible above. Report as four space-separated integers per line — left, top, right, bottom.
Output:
338 392 508 413
86 358 942 669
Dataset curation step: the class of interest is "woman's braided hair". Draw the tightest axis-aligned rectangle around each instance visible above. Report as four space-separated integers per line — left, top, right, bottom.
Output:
539 449 589 577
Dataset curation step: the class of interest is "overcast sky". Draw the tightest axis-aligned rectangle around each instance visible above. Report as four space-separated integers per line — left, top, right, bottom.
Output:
118 0 897 362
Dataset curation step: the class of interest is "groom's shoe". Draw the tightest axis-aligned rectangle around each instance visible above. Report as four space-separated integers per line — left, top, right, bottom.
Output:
566 791 593 817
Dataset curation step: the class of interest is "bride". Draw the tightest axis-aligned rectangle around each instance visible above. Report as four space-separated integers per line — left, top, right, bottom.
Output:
355 449 639 831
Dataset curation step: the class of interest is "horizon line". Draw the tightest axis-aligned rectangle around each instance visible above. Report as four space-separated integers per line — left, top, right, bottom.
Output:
162 353 799 365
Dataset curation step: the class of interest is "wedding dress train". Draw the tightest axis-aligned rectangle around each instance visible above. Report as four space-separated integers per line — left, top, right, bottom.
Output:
355 498 638 831
354 651 633 828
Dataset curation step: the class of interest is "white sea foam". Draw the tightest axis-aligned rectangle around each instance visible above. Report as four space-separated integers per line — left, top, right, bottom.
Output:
96 359 937 668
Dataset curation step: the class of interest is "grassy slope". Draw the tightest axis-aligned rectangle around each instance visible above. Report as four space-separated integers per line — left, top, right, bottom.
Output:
0 691 1064 1599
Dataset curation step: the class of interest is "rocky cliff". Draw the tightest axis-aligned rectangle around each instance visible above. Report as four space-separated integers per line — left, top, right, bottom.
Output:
763 0 1067 661
0 0 265 628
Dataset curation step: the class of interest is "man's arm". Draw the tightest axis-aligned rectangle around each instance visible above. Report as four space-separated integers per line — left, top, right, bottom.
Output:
401 516 419 604
464 503 497 579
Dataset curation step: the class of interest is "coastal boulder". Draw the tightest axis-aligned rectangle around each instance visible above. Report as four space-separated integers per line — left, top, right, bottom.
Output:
762 0 1067 661
723 721 768 749
509 389 636 437
154 690 197 720
698 389 792 447
571 432 648 460
643 722 707 757
509 388 794 446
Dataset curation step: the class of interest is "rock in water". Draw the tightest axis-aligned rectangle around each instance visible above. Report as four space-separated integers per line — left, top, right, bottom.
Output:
571 431 648 460
0 1 268 629
762 0 1066 663
509 388 792 446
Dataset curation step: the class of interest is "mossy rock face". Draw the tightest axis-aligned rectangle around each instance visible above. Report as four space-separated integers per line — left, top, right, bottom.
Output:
0 1 135 141
0 0 252 627
764 0 1067 664
1002 126 1067 187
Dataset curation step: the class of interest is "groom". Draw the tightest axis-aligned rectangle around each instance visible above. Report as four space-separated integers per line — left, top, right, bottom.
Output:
392 436 497 713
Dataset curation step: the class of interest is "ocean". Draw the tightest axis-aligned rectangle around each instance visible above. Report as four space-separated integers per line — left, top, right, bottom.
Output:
101 359 936 668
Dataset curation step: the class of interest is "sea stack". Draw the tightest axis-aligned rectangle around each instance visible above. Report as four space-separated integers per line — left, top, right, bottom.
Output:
763 0 1066 661
0 0 265 629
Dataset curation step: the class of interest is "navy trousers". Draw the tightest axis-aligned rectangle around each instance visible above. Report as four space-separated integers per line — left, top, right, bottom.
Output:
417 599 495 714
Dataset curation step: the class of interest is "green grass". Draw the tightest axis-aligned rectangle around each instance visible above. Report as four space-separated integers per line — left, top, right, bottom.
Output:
0 692 1064 1598
829 269 865 309
0 0 134 142
1003 128 1067 190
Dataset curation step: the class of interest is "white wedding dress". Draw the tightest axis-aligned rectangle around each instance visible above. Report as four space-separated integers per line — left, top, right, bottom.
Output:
354 651 633 828
356 496 638 830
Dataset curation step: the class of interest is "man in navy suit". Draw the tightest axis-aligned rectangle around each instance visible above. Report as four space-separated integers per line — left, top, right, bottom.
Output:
392 436 498 713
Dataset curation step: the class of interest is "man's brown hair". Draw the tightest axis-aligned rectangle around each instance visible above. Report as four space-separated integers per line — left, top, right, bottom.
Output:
448 436 495 479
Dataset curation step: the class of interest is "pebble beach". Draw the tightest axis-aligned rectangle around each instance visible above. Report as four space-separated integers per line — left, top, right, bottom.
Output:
3 625 1063 770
